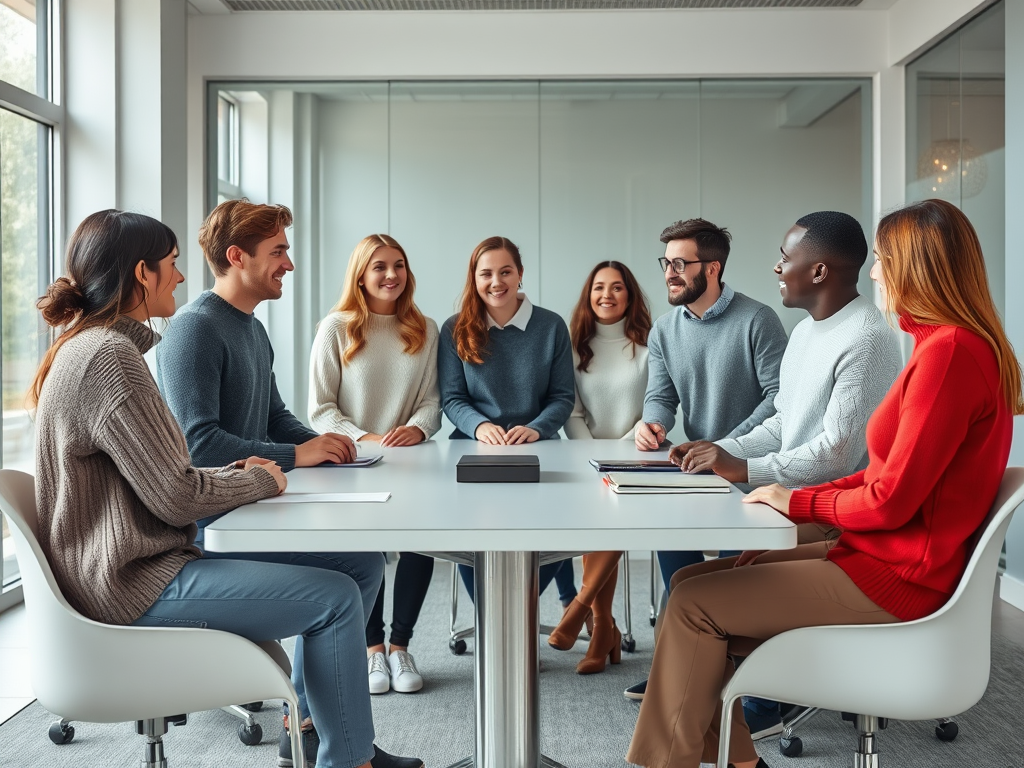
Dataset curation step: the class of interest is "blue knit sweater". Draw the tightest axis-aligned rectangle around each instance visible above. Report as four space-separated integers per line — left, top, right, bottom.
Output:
156 291 317 474
438 304 575 440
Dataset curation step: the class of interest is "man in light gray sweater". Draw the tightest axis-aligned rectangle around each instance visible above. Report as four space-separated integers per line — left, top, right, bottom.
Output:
667 210 903 740
635 218 789 589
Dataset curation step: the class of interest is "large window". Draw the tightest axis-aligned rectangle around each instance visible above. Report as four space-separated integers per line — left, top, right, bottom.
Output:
217 94 240 204
0 0 56 601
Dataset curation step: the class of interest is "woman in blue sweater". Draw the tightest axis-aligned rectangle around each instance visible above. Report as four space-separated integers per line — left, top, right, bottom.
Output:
437 236 575 597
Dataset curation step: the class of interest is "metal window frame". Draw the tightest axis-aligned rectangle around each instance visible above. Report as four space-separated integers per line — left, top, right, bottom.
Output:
0 0 62 607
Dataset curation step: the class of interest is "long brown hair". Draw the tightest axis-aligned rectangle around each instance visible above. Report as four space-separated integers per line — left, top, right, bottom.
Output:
875 199 1022 414
329 234 427 364
453 236 523 365
570 261 652 372
28 210 178 408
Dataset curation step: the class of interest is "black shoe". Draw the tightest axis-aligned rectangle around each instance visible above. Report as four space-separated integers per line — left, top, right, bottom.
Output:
624 678 647 701
278 723 319 768
371 744 424 768
743 702 784 741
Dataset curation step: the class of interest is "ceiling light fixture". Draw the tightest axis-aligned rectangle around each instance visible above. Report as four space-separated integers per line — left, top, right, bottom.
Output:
916 78 987 199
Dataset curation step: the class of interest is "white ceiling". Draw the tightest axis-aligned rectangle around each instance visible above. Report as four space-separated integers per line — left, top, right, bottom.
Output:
188 0 902 12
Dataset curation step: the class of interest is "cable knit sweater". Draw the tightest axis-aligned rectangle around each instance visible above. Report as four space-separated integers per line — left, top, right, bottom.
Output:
33 317 281 626
564 319 648 440
307 311 441 440
716 296 903 487
788 318 1013 621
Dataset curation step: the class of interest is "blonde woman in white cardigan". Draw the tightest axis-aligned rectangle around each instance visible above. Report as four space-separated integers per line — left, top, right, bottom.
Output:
309 234 441 696
550 261 653 675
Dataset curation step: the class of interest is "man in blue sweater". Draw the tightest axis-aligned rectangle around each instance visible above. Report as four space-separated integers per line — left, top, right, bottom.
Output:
157 200 420 768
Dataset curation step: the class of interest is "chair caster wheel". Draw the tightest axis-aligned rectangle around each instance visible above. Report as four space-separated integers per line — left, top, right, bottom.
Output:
779 736 802 757
935 721 958 742
450 638 467 655
238 722 263 746
621 637 636 653
242 701 263 712
48 721 75 745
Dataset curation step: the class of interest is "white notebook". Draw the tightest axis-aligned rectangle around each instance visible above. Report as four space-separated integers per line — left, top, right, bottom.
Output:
605 472 731 494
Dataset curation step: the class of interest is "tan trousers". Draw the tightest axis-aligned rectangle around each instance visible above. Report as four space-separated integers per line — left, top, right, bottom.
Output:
626 543 898 768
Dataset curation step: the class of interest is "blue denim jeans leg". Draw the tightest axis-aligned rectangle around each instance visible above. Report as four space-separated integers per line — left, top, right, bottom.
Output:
133 558 375 768
553 558 578 605
656 550 706 593
193 527 384 722
458 559 567 602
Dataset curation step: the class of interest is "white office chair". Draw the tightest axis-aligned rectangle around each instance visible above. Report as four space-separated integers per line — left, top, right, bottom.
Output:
0 469 306 768
717 466 1024 768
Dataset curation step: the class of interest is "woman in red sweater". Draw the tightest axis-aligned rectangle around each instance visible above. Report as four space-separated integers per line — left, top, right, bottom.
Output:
626 199 1022 768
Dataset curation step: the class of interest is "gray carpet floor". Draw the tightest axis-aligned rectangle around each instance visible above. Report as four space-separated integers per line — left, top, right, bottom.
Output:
2 555 1024 767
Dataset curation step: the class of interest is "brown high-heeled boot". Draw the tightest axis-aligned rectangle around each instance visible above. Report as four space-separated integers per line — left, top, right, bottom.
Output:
577 561 621 675
547 552 621 650
548 598 591 650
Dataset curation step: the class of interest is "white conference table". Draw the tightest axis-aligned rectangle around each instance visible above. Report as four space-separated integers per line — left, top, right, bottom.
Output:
205 438 796 768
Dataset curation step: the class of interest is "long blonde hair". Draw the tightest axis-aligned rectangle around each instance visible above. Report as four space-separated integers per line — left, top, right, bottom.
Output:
330 234 428 364
875 199 1022 414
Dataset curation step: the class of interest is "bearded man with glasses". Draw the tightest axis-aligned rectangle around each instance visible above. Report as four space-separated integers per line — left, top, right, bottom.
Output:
625 218 788 702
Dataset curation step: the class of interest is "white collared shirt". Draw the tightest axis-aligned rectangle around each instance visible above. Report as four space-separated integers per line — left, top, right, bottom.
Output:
487 292 533 330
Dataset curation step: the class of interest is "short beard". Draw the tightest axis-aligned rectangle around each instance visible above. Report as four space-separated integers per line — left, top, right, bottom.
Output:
667 267 708 307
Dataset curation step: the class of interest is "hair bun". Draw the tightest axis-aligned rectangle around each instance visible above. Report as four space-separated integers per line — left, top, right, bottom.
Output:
38 277 86 327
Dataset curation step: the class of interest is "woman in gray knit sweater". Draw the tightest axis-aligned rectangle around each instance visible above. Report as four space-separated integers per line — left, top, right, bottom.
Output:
29 210 421 768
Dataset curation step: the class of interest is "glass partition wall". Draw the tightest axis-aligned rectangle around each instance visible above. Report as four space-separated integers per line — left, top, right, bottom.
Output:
208 78 871 416
906 1 1005 315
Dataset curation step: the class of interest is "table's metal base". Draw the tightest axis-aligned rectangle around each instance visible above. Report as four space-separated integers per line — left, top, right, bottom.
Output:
446 756 568 768
443 551 571 768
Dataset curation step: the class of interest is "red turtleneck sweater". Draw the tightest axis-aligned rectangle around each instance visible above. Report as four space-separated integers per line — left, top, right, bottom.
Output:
788 317 1012 621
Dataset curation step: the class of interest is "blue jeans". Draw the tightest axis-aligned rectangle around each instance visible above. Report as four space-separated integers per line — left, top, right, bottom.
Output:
458 559 568 602
193 529 383 723
554 559 578 605
657 550 742 592
133 557 380 768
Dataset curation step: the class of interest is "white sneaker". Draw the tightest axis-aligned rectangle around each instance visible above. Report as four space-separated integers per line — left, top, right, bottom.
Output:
367 651 390 694
388 650 424 693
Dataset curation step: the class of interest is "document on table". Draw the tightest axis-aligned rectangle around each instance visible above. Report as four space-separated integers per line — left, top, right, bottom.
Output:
605 472 731 494
257 492 391 503
317 455 383 467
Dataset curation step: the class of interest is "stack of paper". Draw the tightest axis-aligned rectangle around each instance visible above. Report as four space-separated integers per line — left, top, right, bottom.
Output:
605 472 731 495
257 492 391 504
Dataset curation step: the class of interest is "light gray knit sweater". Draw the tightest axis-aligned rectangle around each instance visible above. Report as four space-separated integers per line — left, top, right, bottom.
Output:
716 295 903 488
33 317 280 626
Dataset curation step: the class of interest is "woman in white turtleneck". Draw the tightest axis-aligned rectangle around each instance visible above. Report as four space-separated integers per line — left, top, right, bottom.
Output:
308 234 441 699
549 261 653 675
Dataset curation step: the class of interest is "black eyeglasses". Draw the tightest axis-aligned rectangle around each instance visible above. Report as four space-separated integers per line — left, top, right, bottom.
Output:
658 257 713 274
